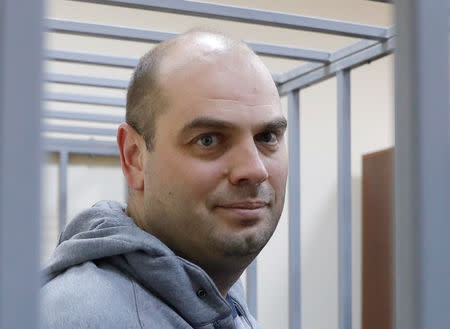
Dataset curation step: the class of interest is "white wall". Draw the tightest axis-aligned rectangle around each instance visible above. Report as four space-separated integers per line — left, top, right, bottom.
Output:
42 1 394 328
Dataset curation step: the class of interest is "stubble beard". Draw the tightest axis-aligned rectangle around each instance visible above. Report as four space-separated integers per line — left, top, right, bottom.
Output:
206 215 279 258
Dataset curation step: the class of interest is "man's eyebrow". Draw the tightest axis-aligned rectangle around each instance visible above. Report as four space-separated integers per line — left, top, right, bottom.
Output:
262 118 287 131
180 117 234 134
179 116 287 136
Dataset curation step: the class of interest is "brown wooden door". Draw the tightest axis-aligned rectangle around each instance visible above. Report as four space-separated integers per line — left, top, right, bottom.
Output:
362 148 393 329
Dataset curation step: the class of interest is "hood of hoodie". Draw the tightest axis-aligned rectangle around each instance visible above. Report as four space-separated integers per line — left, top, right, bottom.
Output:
42 200 248 326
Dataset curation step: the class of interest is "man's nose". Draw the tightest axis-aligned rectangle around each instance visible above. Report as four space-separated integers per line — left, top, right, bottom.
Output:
227 142 269 186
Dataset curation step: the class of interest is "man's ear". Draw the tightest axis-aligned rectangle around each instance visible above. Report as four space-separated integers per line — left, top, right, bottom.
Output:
117 123 145 191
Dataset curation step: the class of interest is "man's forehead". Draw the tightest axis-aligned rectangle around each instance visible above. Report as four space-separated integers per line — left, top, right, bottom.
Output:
158 33 234 80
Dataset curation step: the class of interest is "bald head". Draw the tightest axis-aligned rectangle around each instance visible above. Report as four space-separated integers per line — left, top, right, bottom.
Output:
126 29 276 150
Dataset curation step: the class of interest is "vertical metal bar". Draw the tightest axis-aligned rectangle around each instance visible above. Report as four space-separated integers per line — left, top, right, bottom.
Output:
288 89 301 329
246 259 258 318
337 70 352 329
0 1 44 329
58 151 68 231
394 1 450 329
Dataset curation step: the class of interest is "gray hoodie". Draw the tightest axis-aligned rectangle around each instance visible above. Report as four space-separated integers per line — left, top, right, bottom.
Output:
41 200 260 329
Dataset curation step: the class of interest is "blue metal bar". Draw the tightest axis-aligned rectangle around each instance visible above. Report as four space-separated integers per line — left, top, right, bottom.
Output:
46 19 331 62
337 70 352 329
43 110 124 123
46 49 138 68
45 73 129 89
394 0 450 329
246 259 258 318
58 151 69 232
44 137 119 156
0 1 43 328
45 49 282 84
45 92 125 107
278 36 395 95
279 39 378 84
43 124 118 137
288 90 301 329
71 0 390 40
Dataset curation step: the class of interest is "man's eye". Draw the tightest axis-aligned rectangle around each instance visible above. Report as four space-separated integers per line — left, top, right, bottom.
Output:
257 132 278 145
196 135 218 147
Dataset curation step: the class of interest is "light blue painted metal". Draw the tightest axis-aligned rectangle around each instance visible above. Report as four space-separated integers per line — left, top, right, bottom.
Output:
71 0 390 40
278 36 395 95
45 49 282 84
45 92 126 107
43 124 118 137
337 70 352 329
46 49 138 68
45 73 129 89
46 19 331 62
279 39 378 84
59 151 69 232
43 110 124 123
0 1 43 328
394 1 450 329
47 18 175 42
246 259 258 318
288 90 301 329
44 137 119 156
45 50 283 83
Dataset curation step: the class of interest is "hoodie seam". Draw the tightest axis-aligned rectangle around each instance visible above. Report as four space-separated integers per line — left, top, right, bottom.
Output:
130 277 145 329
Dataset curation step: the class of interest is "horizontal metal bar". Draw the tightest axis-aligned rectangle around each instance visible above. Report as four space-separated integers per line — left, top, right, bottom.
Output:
45 73 129 89
71 0 390 40
43 110 124 123
246 41 330 62
43 123 117 136
45 92 126 107
47 18 174 42
46 19 331 62
45 49 282 83
46 49 138 68
43 136 119 156
278 36 395 95
278 26 395 84
279 39 378 84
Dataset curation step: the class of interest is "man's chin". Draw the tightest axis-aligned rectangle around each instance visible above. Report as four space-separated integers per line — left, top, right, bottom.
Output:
210 229 271 258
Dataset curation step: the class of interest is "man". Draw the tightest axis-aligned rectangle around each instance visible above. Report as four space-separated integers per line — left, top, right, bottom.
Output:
41 29 288 329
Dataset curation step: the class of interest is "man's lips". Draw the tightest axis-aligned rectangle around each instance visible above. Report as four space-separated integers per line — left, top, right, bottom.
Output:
214 201 269 221
216 201 268 209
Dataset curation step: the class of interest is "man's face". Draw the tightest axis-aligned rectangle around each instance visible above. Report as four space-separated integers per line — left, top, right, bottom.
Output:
141 49 288 267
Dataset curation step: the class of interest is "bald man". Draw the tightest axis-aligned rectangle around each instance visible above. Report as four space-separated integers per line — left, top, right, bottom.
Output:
41 29 288 329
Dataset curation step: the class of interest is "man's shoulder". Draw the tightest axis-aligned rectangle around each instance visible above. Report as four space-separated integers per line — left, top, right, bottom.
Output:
41 261 141 329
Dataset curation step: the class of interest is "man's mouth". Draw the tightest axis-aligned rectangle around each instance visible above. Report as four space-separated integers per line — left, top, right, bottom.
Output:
217 201 268 209
214 200 269 221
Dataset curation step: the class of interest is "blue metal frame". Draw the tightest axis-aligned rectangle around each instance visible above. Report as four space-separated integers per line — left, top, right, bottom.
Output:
0 1 44 328
288 90 302 329
394 1 450 329
337 70 352 329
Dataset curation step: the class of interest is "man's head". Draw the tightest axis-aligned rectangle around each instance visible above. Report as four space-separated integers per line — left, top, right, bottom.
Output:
118 29 288 287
